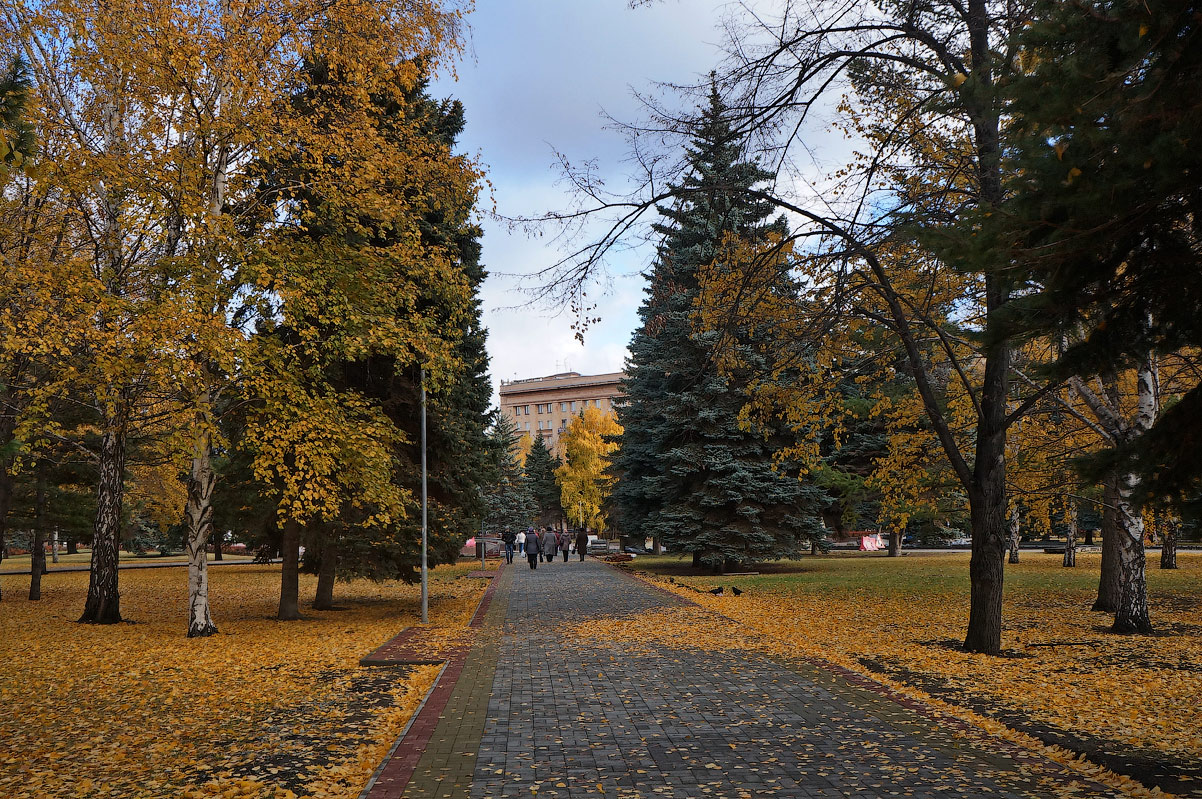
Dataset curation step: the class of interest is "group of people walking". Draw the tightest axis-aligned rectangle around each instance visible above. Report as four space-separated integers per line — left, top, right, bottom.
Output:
501 527 590 568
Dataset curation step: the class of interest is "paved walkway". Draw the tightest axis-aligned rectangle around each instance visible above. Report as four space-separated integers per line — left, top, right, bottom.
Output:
367 559 1124 799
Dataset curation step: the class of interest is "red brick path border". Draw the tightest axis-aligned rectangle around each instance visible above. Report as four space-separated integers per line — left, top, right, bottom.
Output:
359 569 502 666
358 565 506 799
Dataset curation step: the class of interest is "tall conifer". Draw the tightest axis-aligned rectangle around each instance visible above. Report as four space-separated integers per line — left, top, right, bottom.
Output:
613 85 827 571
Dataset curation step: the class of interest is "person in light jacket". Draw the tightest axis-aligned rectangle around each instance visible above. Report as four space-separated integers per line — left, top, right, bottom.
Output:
575 529 589 562
541 527 558 563
516 529 527 556
557 529 571 562
526 529 540 569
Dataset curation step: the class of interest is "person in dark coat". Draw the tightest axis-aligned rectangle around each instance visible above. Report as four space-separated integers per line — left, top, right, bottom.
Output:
541 527 558 563
575 529 589 561
501 528 516 564
526 529 540 569
557 529 571 562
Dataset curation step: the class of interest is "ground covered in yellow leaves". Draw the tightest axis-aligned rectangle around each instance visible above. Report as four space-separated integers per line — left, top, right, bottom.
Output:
611 551 1202 797
0 563 486 799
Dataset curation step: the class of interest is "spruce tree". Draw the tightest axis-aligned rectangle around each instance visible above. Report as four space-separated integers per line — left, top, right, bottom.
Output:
524 434 563 526
481 415 536 537
613 85 828 572
990 0 1202 504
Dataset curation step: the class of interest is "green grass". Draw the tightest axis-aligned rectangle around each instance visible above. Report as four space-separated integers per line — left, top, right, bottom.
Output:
626 549 1195 601
0 551 254 571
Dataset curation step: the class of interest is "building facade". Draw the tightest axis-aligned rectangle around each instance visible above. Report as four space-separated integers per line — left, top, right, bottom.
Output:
499 371 625 455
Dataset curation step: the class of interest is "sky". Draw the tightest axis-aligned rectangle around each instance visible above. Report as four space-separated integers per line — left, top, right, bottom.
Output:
431 1 741 403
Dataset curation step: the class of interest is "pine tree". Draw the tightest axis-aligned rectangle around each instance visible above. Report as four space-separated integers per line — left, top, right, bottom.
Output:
992 0 1201 505
613 85 828 572
481 415 536 537
524 433 563 526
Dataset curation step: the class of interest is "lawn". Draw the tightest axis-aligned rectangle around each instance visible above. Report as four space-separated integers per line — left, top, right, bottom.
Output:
0 562 486 799
0 551 254 572
613 550 1202 795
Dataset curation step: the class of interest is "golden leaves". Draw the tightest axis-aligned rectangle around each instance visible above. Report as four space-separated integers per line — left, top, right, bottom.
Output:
626 552 1202 772
0 564 482 799
555 408 622 531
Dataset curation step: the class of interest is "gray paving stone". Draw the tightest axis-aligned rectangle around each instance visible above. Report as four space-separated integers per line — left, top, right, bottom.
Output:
469 560 1124 799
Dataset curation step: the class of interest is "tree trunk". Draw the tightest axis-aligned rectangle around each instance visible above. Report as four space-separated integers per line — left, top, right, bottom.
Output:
29 466 48 600
887 529 901 557
1007 505 1020 564
67 537 78 555
184 428 218 637
0 457 13 604
1111 470 1151 633
313 535 338 610
652 536 662 555
278 516 301 620
1093 478 1121 612
1160 521 1177 569
692 550 702 568
51 528 60 564
1063 500 1077 568
810 537 820 556
212 527 223 561
80 422 127 624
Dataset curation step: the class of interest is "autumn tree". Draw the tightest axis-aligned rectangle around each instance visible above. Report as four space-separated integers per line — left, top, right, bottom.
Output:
535 0 1046 651
557 407 622 534
974 0 1201 631
0 53 36 602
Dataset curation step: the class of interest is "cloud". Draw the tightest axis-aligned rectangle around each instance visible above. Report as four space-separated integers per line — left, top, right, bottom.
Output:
433 0 731 402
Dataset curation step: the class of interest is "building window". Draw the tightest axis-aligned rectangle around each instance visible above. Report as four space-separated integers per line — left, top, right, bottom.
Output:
560 401 568 412
523 405 530 414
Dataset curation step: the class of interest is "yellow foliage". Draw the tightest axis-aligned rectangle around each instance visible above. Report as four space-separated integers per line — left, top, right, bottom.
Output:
555 408 622 532
0 564 483 798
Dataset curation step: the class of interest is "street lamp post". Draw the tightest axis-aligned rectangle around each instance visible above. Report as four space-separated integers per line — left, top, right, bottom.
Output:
420 368 428 625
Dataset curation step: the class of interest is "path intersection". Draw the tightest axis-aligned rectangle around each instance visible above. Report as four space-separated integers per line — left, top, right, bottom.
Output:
362 560 1124 799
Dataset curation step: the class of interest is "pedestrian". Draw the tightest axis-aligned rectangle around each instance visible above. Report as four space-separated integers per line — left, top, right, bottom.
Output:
526 529 540 569
575 528 588 562
516 528 526 557
501 527 516 565
558 528 570 562
541 526 558 563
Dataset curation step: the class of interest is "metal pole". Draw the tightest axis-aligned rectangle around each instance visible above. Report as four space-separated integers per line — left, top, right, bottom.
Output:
420 368 428 624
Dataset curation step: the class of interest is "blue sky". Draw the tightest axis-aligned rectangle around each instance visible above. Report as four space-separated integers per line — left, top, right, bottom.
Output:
432 1 736 402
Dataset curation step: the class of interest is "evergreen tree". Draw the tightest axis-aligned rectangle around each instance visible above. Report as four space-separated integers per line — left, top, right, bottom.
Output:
613 85 828 572
989 0 1202 505
481 414 536 537
524 433 563 526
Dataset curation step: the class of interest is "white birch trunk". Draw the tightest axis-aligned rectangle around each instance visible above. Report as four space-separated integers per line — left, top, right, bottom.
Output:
185 408 218 636
1062 500 1076 568
1007 504 1020 564
1112 354 1157 633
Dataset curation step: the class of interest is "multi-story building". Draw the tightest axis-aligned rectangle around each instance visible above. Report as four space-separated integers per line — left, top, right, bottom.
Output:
499 371 625 455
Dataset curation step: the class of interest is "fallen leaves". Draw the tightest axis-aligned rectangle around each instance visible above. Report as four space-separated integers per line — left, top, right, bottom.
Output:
606 552 1201 796
0 564 482 798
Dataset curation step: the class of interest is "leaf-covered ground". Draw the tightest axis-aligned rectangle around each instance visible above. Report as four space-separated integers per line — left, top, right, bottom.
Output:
0 563 484 799
615 551 1202 797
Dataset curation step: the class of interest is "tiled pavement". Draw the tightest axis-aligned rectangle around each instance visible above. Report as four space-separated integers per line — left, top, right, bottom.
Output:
368 560 1125 799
